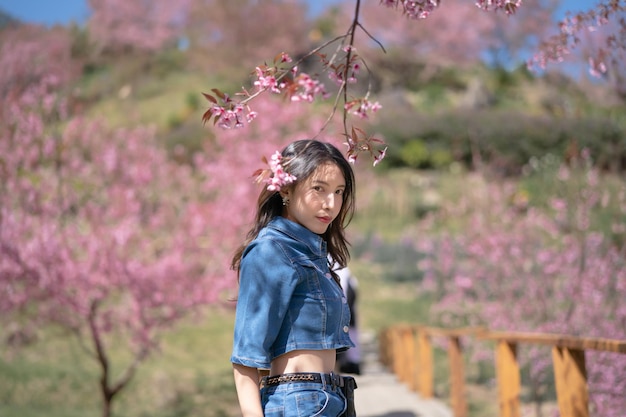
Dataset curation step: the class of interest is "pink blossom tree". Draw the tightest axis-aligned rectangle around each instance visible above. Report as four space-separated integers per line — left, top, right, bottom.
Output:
483 0 560 67
0 28 335 414
0 25 80 101
416 152 626 415
0 13 341 417
529 0 626 97
184 0 310 74
332 0 499 67
0 76 222 417
87 0 190 54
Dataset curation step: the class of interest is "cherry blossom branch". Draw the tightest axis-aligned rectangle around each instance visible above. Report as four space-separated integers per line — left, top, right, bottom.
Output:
202 0 387 165
528 0 625 78
201 0 524 166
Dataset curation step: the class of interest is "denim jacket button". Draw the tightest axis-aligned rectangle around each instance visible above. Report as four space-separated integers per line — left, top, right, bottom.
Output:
343 326 349 333
325 273 332 279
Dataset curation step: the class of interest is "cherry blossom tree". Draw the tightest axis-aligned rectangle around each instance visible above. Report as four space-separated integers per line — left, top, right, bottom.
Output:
0 76 223 417
332 0 499 67
0 10 339 416
0 27 335 416
184 0 310 74
574 17 626 99
87 0 190 54
483 0 559 67
529 0 626 94
417 152 626 415
0 25 80 100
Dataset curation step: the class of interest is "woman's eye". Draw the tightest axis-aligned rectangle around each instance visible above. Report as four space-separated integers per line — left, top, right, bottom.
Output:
313 186 323 192
335 189 344 195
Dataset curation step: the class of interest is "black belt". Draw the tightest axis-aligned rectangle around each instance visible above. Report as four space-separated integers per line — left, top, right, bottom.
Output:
260 372 345 389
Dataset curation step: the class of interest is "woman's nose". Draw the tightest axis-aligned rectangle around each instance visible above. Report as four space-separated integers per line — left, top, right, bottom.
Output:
323 194 335 210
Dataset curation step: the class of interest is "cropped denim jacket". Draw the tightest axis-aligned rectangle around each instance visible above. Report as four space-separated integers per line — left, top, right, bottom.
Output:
231 216 354 370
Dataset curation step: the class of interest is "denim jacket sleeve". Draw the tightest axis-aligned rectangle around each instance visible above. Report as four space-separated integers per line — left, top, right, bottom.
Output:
230 238 298 369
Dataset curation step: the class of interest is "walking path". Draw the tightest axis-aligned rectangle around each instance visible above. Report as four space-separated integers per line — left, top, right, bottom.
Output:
351 331 453 417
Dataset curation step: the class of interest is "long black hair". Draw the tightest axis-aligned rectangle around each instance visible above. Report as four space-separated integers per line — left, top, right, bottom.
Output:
231 139 356 279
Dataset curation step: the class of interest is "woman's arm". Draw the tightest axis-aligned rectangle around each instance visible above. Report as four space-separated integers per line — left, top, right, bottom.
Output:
233 363 264 417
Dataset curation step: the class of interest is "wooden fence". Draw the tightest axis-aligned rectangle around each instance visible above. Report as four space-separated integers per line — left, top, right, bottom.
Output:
379 325 626 417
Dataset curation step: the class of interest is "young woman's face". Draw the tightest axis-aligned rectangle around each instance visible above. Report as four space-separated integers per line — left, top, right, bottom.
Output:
282 162 345 235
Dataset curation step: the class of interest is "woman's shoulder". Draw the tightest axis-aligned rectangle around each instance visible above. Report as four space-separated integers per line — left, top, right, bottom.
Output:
240 230 300 281
243 227 291 258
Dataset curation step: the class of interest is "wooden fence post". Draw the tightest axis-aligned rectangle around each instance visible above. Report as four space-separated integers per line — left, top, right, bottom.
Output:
405 326 418 391
399 326 414 387
392 326 402 377
552 347 589 417
417 328 434 398
496 340 520 417
448 336 467 417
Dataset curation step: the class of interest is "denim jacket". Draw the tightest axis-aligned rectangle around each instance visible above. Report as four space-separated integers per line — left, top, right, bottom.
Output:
231 216 354 369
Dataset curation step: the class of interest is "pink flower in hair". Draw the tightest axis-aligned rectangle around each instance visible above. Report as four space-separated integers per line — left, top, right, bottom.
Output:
253 151 297 192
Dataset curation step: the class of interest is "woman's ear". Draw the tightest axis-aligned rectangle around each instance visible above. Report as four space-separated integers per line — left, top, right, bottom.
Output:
280 189 290 206
280 185 292 200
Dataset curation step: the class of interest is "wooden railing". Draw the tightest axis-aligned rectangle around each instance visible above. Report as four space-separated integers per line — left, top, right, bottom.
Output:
379 325 626 417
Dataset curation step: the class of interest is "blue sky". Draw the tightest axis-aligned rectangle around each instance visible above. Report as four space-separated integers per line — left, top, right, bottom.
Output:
0 0 342 25
0 0 599 26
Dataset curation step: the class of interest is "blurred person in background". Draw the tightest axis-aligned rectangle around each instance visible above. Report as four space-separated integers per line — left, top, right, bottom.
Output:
333 262 362 375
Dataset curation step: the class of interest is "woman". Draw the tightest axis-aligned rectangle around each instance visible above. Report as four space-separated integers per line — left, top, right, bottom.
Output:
231 139 356 417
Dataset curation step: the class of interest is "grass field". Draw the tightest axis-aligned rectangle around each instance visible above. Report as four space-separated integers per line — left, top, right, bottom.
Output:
0 308 240 417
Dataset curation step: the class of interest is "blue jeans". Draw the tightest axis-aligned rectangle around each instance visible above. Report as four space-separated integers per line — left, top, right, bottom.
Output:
261 380 347 417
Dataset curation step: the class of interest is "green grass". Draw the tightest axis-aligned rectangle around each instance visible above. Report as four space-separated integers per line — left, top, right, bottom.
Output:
0 308 240 417
85 71 209 132
350 260 431 333
0 328 101 416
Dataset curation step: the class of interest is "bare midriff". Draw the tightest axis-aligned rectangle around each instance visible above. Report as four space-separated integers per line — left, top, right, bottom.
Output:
270 349 336 376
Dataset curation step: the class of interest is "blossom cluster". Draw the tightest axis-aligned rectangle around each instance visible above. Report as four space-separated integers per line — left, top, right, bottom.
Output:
325 46 361 85
345 126 388 166
289 72 331 103
345 97 382 119
380 0 441 19
202 47 387 166
253 151 297 192
527 8 618 78
202 89 257 129
253 66 285 94
474 0 521 15
203 52 336 129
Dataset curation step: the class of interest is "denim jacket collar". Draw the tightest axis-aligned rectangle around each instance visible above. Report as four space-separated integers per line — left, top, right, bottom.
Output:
267 216 327 258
